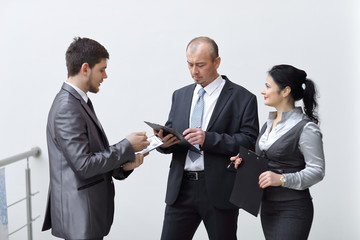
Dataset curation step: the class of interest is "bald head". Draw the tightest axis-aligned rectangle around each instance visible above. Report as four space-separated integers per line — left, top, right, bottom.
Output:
186 37 219 61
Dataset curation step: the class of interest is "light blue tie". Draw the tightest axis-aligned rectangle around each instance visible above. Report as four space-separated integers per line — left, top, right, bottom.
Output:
188 88 205 162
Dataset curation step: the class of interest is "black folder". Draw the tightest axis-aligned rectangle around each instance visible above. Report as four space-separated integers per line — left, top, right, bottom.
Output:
229 146 268 217
144 121 201 153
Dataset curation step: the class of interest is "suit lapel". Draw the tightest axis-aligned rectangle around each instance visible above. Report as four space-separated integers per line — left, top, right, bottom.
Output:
83 101 109 146
180 84 196 131
61 83 109 146
206 77 233 131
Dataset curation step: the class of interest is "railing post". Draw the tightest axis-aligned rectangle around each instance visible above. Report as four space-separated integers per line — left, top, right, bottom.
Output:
25 158 33 240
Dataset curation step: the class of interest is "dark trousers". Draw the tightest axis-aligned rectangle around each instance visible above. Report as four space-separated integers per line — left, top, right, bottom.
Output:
261 198 314 240
161 174 239 240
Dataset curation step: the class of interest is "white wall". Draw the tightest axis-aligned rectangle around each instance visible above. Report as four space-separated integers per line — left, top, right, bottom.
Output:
0 0 359 239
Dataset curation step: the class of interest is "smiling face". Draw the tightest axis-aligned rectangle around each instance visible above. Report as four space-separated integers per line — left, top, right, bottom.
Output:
261 74 283 107
186 43 220 88
87 58 107 93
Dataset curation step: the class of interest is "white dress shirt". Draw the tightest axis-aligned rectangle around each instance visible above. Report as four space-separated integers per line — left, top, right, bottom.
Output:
184 75 226 171
65 81 88 102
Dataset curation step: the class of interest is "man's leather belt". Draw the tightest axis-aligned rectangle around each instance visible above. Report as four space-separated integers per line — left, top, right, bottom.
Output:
184 171 205 181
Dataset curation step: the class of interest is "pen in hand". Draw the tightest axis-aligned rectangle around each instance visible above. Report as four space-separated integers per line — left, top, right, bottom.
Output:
227 153 240 168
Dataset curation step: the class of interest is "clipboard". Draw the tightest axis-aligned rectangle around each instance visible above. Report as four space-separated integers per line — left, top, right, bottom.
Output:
144 121 201 153
229 146 268 217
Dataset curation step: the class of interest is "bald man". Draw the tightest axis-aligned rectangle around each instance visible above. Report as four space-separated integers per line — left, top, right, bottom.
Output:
155 37 259 240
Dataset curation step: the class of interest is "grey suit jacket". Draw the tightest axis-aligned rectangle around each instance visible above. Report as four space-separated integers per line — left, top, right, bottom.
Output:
42 83 135 239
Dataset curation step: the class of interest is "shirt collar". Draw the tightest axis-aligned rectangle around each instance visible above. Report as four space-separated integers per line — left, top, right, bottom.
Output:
268 107 304 122
65 81 88 102
194 75 223 96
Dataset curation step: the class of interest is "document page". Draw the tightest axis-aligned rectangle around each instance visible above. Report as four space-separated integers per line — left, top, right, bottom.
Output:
136 135 164 154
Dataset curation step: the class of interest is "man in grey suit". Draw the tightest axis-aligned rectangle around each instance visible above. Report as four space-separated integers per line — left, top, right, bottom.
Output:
42 37 150 240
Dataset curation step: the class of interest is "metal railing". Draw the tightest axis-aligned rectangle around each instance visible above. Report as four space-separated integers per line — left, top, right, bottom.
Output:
0 147 41 240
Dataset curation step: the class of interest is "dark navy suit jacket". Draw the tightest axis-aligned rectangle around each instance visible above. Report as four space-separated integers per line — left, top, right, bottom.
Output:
160 76 259 210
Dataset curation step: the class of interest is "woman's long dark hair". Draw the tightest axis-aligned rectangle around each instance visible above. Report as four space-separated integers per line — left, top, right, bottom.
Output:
268 64 319 124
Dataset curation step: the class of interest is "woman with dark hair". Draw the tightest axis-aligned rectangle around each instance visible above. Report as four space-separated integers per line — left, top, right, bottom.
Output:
231 64 325 239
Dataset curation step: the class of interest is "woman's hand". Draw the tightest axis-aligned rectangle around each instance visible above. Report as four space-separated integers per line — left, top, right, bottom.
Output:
258 171 282 189
230 155 242 169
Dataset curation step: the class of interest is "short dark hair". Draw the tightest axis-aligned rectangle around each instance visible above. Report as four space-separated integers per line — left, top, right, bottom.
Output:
268 64 319 124
186 36 219 61
65 37 109 77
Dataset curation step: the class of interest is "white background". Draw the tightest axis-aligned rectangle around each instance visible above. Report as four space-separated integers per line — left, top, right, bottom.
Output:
0 0 359 239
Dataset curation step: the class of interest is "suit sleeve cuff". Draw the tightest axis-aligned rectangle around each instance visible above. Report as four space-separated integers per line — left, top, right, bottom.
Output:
112 167 133 180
